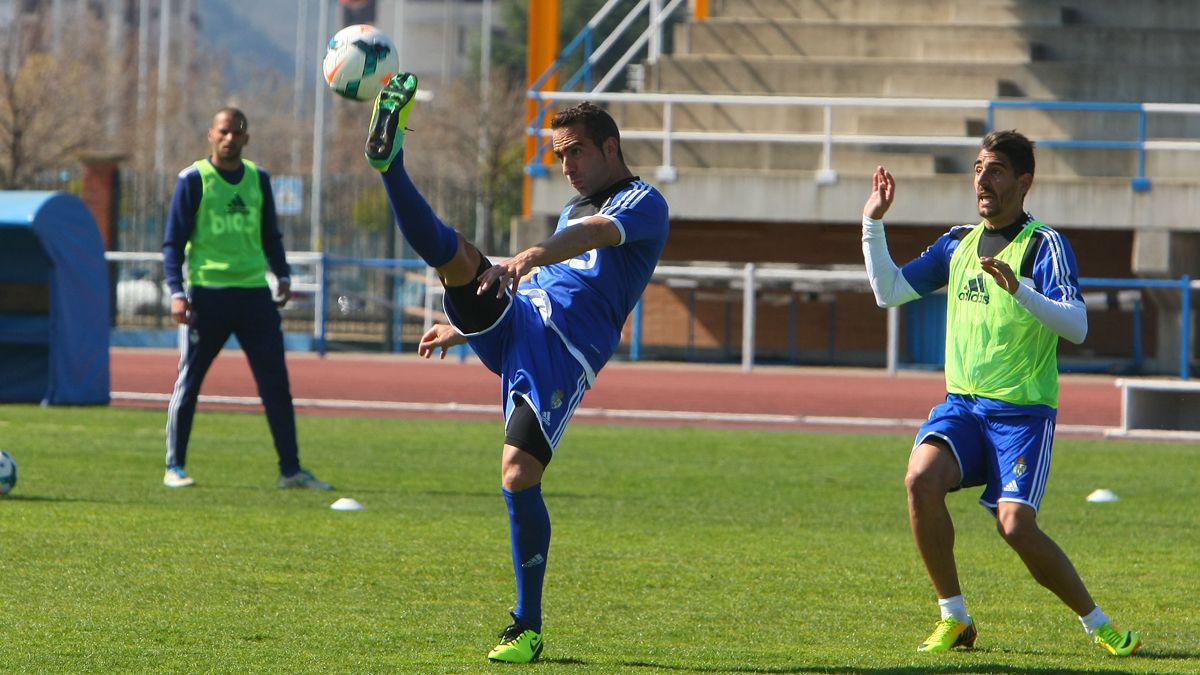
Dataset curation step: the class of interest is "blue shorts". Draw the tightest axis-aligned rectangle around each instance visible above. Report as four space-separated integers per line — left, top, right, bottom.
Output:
914 394 1057 513
444 290 588 455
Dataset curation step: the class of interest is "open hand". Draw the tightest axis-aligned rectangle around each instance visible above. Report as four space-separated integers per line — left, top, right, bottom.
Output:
980 256 1018 294
476 252 536 299
863 166 895 220
417 323 467 359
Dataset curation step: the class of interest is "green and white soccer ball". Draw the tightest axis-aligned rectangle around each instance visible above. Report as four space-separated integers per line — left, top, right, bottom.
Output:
0 449 17 496
322 24 400 102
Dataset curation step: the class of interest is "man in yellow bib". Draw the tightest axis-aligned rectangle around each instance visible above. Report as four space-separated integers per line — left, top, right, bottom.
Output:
161 108 331 491
861 130 1140 656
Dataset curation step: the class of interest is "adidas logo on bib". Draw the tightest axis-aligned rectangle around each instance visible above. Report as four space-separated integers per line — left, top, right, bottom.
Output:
958 273 990 305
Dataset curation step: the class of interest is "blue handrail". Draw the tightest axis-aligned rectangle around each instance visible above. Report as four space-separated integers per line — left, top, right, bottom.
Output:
987 100 1155 192
1080 276 1193 379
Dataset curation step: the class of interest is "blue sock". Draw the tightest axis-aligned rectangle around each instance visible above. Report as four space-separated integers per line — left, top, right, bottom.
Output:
380 151 460 268
503 484 550 633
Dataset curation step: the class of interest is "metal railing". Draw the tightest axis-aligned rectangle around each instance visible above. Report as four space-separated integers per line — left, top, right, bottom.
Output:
105 252 1195 379
525 90 1200 189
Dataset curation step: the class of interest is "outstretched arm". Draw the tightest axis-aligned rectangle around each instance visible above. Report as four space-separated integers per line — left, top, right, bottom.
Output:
862 166 920 307
476 216 621 297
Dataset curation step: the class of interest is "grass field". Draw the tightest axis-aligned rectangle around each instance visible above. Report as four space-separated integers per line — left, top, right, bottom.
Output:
0 404 1195 674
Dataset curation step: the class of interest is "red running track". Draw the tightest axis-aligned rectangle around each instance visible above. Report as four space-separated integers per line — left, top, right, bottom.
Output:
109 348 1122 437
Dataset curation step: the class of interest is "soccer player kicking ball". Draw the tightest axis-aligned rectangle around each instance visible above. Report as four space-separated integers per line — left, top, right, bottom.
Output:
860 130 1141 657
365 73 669 663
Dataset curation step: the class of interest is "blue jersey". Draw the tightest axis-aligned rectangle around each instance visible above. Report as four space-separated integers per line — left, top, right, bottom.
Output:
900 213 1082 304
522 177 669 382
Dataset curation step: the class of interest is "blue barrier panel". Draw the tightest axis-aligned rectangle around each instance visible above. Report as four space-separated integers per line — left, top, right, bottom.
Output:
893 277 1190 376
903 293 947 367
1081 276 1193 380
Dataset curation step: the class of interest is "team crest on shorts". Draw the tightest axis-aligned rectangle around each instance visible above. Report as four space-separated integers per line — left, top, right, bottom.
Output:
550 389 564 409
1013 456 1027 478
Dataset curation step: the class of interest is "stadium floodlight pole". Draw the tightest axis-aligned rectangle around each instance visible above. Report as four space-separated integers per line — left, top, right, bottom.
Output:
475 0 493 252
136 0 150 152
310 0 330 252
391 0 407 260
50 0 63 54
393 0 407 67
105 0 126 140
178 0 193 131
440 0 455 89
154 0 172 195
291 0 308 174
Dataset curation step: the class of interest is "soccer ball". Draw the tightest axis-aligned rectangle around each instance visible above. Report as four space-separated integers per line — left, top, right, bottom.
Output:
322 24 400 102
0 450 17 496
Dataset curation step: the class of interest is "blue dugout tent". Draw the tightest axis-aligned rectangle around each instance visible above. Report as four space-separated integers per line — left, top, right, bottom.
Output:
0 191 110 404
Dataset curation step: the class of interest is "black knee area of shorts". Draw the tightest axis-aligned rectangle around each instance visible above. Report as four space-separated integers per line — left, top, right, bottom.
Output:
505 398 553 468
443 255 508 334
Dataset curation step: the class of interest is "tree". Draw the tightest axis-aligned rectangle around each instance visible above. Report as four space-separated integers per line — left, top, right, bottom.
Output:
0 39 106 189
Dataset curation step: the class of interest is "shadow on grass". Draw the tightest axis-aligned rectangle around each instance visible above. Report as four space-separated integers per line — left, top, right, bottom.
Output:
0 494 90 503
1136 648 1198 660
622 662 1147 675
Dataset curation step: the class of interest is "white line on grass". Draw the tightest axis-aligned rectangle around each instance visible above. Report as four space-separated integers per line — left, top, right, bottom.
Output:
111 391 1110 436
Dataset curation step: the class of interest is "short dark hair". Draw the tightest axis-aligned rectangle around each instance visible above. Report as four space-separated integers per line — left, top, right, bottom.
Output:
981 129 1034 177
551 101 622 160
213 107 248 132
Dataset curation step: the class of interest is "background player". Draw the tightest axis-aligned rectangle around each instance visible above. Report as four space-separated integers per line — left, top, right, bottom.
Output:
365 74 669 663
162 108 331 491
860 130 1140 656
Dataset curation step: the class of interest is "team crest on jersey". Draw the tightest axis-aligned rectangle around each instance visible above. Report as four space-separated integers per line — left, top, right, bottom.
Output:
958 272 990 305
550 389 564 410
1013 456 1027 478
225 194 250 215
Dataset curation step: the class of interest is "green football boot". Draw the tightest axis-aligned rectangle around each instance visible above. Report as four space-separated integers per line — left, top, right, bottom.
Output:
365 72 418 172
1093 623 1142 656
487 613 544 664
917 616 977 653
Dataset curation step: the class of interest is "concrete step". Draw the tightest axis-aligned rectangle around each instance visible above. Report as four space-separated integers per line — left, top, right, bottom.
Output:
613 102 1199 179
675 20 1200 66
648 57 1200 102
1054 0 1200 29
627 137 1196 183
1032 149 1139 178
1145 151 1200 179
623 138 942 174
711 0 1066 26
612 100 828 134
649 57 1012 98
1028 26 1200 64
674 21 1033 61
610 100 983 137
